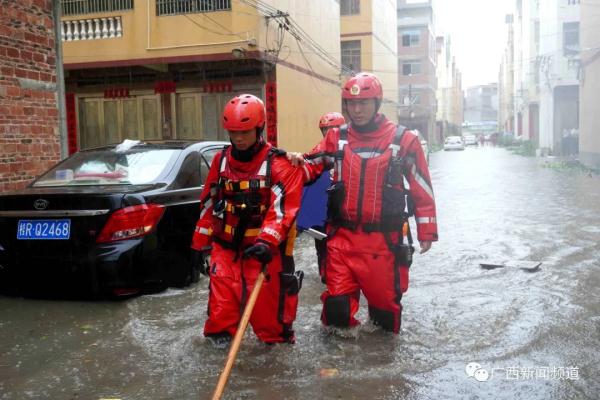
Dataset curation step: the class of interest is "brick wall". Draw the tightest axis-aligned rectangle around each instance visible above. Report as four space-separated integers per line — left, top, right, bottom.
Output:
0 0 60 193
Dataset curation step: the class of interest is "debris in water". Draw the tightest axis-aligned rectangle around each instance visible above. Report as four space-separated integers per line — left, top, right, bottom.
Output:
319 368 339 378
480 260 541 271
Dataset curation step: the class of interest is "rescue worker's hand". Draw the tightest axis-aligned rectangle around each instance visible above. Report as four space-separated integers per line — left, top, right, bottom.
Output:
244 241 273 264
286 152 306 167
191 249 209 275
419 241 432 254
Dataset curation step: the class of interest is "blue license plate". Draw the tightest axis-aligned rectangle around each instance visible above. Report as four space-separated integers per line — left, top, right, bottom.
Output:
17 219 71 240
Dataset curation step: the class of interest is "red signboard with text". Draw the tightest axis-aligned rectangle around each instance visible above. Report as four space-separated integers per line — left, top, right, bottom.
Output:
103 88 130 98
203 81 233 93
65 93 77 155
154 81 176 94
265 82 277 146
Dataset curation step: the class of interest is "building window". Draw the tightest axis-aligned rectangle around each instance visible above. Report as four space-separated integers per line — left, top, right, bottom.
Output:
402 60 421 75
401 29 420 47
61 0 134 16
341 40 361 73
567 0 580 4
156 0 231 16
563 22 579 56
340 0 360 15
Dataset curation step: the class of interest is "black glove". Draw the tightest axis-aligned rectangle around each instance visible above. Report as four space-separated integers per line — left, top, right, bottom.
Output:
243 242 272 264
191 249 209 276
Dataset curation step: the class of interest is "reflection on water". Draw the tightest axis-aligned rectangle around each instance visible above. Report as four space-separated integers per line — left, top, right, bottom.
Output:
1 147 600 399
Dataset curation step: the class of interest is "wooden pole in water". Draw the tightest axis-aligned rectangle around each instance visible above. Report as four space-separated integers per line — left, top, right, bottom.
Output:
211 270 266 400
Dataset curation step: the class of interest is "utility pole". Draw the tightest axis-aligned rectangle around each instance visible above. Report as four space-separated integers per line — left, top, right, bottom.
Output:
408 83 412 129
53 0 68 158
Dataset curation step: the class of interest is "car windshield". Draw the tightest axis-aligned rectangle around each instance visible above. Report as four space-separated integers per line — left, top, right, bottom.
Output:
33 148 179 187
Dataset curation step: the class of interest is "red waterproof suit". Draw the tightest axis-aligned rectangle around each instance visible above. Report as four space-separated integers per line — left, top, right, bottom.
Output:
303 115 438 333
191 142 304 343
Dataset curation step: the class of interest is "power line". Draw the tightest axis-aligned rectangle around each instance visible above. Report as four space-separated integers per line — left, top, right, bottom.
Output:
236 0 354 76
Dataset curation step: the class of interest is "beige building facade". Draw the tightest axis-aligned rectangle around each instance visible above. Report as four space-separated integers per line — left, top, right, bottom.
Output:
397 0 437 143
579 0 600 168
498 14 515 135
435 35 463 138
340 0 399 122
512 0 540 143
61 0 341 153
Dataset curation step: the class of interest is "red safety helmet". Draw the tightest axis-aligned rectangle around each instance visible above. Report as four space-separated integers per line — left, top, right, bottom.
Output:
342 72 383 101
222 94 266 131
319 112 346 128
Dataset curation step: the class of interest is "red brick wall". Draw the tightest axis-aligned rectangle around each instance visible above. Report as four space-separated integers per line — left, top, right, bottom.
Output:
0 0 60 193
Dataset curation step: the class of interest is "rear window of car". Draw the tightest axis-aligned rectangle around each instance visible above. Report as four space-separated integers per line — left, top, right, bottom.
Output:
33 148 180 187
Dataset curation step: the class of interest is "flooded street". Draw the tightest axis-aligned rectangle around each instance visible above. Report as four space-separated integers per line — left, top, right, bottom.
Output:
1 147 599 400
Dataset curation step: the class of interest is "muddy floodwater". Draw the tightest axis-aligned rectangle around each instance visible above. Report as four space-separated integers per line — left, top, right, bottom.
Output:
1 147 599 399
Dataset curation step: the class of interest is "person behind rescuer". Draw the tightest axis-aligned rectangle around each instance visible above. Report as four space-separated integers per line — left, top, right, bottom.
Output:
190 94 305 345
288 72 438 334
296 112 346 284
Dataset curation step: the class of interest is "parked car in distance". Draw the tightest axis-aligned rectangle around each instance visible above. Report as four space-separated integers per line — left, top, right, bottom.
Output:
0 140 227 298
463 134 478 146
444 136 465 151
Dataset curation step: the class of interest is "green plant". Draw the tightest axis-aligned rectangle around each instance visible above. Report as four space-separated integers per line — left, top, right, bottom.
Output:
430 143 443 152
512 140 536 156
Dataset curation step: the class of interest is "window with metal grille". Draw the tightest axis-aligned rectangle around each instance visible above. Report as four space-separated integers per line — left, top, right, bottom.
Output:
341 40 361 73
402 60 421 75
156 0 231 16
563 21 579 56
401 29 420 47
61 0 134 16
340 0 360 15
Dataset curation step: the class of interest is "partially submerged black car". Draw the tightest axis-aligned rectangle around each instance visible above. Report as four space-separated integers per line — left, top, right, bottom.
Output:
0 140 227 298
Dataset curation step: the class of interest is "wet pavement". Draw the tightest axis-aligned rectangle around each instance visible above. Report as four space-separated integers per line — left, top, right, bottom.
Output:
1 146 600 399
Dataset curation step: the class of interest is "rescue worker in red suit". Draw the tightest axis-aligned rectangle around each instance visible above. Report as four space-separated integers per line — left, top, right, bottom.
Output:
191 94 304 344
290 73 438 333
313 112 346 282
298 112 346 283
319 112 346 136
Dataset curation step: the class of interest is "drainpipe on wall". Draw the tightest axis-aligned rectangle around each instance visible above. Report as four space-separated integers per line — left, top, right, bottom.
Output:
53 0 68 158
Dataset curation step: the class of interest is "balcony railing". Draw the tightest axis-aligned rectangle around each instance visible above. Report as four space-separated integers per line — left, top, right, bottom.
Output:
61 0 134 16
156 0 231 16
61 17 123 41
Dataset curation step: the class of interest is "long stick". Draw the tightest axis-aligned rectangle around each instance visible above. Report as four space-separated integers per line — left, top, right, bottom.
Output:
211 270 266 400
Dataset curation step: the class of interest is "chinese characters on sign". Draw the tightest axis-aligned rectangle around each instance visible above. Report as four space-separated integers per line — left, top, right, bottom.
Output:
65 93 77 155
202 81 233 93
103 87 130 98
265 81 277 146
466 362 580 382
503 366 579 380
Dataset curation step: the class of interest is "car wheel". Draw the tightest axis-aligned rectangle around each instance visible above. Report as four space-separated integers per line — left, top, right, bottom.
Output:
142 279 168 294
190 262 201 284
189 254 209 285
170 261 193 288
